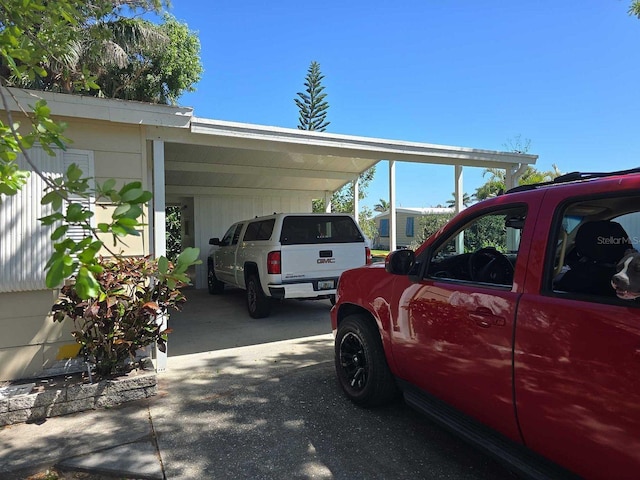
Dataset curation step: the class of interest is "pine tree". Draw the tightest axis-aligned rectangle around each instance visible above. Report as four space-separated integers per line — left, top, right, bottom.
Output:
295 61 330 131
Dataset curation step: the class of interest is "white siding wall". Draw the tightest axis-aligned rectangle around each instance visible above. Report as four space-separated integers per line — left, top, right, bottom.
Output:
193 194 314 288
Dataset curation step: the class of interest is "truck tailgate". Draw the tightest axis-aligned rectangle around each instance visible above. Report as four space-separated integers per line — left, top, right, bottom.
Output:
280 243 366 282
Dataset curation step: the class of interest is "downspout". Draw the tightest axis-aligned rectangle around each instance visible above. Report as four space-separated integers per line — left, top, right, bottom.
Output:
506 163 529 191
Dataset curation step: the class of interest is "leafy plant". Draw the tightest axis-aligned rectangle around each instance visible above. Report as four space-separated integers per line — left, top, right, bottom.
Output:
166 205 182 261
52 248 201 378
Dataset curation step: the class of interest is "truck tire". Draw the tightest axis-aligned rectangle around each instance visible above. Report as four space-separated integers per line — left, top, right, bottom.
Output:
246 274 270 318
207 263 224 294
335 314 398 407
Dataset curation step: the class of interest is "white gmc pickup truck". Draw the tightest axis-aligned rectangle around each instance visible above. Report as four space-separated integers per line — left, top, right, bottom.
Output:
207 213 371 318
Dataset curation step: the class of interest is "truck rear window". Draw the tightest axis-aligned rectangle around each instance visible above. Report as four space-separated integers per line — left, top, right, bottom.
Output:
243 219 275 241
280 216 364 245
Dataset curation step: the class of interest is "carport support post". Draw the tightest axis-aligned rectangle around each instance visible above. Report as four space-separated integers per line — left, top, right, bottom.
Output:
324 191 332 212
389 160 397 252
152 139 167 373
353 178 359 223
454 165 464 254
505 164 527 252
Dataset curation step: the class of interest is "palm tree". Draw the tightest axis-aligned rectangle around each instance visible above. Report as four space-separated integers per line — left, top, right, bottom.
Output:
446 192 472 208
374 199 390 212
474 165 562 201
10 2 169 98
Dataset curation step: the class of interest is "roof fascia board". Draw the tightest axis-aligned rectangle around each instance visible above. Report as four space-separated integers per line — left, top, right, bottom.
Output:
166 185 323 197
5 87 192 128
190 117 538 168
373 207 455 219
165 161 358 181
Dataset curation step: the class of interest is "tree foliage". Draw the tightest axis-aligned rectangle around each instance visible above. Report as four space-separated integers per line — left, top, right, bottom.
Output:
631 1 640 18
445 192 472 208
374 198 389 212
413 212 455 247
295 61 330 131
97 14 202 104
313 166 376 214
1 1 202 104
473 137 562 201
473 164 562 201
166 205 182 261
0 0 201 301
357 206 377 244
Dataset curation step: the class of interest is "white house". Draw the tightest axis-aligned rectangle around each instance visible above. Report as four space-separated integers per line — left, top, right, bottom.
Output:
0 87 537 381
373 207 455 249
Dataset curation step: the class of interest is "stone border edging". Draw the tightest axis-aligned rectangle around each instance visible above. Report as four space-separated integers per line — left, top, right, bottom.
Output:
0 371 157 426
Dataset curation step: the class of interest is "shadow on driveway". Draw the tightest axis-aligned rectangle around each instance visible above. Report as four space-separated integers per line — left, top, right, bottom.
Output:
166 287 334 357
156 288 516 479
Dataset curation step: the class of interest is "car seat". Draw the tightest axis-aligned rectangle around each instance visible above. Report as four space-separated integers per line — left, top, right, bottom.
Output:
554 220 630 296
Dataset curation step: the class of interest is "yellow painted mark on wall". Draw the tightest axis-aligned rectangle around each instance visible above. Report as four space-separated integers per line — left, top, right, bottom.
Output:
56 343 82 360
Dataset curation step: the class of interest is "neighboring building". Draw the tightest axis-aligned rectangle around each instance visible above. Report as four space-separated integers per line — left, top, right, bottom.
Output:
0 88 534 382
374 207 454 249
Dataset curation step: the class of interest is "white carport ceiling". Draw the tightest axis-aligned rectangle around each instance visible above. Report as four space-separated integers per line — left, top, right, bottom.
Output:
162 118 537 198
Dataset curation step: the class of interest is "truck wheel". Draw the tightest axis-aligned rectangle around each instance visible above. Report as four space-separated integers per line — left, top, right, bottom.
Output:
246 274 270 318
335 314 398 407
207 263 224 294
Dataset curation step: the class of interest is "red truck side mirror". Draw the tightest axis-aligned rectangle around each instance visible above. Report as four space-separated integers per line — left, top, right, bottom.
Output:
385 249 415 275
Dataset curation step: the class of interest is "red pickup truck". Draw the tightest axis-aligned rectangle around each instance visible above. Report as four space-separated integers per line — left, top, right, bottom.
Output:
331 169 640 480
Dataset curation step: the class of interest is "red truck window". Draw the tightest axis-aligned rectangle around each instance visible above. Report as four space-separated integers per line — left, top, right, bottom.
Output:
550 194 640 302
425 206 527 287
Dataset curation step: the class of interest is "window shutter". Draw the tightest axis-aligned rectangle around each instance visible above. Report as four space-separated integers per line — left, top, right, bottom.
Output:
380 219 389 237
0 147 94 293
406 217 414 237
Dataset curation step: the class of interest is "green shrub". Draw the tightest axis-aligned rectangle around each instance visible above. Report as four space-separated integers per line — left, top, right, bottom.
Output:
52 248 200 378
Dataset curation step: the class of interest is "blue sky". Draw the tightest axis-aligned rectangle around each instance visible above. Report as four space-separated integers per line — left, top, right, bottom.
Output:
165 1 640 211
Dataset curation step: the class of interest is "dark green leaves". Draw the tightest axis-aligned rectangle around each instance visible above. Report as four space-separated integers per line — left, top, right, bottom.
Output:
295 61 330 132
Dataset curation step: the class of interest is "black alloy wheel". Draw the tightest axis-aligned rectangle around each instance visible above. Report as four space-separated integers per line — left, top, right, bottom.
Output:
334 314 398 407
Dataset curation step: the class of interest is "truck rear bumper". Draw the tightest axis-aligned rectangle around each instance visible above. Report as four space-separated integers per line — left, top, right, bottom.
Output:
268 280 336 299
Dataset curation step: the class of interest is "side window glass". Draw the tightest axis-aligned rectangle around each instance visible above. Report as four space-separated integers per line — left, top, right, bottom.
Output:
244 219 275 242
220 225 236 247
426 206 527 287
231 224 243 245
551 196 640 301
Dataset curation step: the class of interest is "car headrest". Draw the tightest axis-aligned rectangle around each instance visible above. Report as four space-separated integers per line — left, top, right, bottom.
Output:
574 220 630 264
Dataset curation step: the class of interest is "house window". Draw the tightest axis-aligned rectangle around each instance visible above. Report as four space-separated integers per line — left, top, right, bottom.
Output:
380 218 389 237
406 217 415 237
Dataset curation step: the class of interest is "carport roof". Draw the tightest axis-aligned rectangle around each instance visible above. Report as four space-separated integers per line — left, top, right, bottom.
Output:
5 88 537 199
163 117 537 198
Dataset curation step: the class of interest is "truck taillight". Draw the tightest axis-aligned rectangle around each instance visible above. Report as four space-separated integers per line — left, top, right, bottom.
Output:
366 247 372 265
267 251 281 274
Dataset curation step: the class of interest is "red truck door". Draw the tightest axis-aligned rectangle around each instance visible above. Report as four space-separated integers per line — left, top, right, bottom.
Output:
391 202 535 442
515 188 640 480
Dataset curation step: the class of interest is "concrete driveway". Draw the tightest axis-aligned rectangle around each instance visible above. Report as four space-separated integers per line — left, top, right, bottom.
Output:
1 287 516 479
156 288 514 479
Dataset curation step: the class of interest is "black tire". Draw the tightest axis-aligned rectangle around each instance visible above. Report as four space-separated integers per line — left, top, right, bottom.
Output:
335 314 399 407
246 274 270 318
329 295 336 306
207 262 224 294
